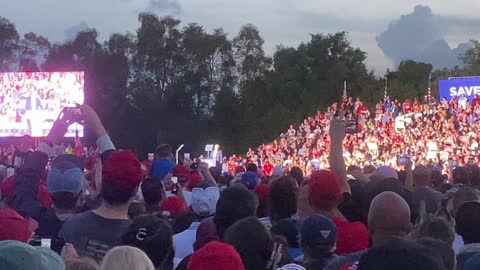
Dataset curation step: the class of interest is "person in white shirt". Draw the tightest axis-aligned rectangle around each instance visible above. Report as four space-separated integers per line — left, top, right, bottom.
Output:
426 139 438 160
458 94 468 111
471 140 479 154
172 181 220 262
395 113 406 131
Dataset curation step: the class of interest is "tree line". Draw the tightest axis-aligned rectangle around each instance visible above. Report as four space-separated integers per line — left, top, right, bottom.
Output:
0 15 479 156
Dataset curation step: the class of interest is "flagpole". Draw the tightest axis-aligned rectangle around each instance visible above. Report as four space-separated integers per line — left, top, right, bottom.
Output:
427 73 432 103
384 77 388 100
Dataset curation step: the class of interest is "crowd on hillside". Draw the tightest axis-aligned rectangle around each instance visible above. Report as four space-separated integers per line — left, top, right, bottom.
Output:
222 94 480 179
1 99 480 270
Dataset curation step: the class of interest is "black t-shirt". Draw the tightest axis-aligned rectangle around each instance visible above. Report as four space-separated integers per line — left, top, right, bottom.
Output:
59 211 131 262
338 192 364 224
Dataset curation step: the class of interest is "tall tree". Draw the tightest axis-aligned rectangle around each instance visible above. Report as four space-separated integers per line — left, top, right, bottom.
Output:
232 24 270 92
0 17 19 71
17 32 50 71
461 40 480 75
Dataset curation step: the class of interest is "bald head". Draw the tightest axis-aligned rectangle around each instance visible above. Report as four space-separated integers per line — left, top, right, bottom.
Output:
368 191 412 246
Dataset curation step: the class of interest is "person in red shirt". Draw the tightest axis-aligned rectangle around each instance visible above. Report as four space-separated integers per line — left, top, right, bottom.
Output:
263 160 273 176
402 99 412 113
473 94 480 108
355 102 367 116
307 170 368 255
450 96 458 110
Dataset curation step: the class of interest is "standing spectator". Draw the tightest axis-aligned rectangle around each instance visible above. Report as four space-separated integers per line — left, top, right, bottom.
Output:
0 240 65 270
150 144 175 180
224 217 275 270
458 94 468 111
416 237 456 270
455 201 480 269
451 187 480 254
123 214 174 270
59 151 143 262
289 167 304 187
214 184 258 239
357 239 445 270
301 214 338 270
141 177 165 214
325 191 412 270
306 170 368 255
472 94 480 108
100 246 155 270
42 155 85 237
269 176 298 224
411 165 443 214
187 241 245 270
0 208 38 242
173 181 220 261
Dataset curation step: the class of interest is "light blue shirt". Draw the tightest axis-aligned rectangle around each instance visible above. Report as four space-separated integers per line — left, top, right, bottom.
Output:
173 222 200 260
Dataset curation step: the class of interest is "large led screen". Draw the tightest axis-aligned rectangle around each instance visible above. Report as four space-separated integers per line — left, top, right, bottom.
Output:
0 72 84 137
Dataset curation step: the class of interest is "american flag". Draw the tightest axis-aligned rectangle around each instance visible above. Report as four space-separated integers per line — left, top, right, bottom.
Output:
342 80 348 109
384 78 388 102
427 73 432 102
73 128 84 157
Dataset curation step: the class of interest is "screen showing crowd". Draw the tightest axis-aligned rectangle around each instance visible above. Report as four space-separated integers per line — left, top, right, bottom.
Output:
0 72 84 137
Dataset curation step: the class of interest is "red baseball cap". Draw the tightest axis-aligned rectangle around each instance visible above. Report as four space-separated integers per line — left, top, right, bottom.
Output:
0 208 38 243
102 150 143 192
188 241 245 270
172 165 190 179
308 170 342 211
160 196 188 219
187 172 203 191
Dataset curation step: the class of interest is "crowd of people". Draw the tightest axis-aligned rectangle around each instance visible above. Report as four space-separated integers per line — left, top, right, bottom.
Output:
1 96 480 270
225 94 480 178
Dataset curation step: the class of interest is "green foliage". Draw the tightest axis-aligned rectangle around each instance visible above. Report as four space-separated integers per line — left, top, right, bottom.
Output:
0 15 480 156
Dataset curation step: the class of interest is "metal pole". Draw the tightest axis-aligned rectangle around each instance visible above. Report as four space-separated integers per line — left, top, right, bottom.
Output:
176 144 185 164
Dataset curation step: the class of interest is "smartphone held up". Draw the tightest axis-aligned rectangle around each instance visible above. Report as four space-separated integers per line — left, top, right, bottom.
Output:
59 106 83 124
335 111 358 134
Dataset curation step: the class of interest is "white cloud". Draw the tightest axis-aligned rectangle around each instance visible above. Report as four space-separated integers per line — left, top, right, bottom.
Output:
1 0 478 72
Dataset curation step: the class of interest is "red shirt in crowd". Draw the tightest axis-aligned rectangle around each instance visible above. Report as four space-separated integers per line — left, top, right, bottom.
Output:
333 216 369 255
263 162 273 176
403 101 412 113
473 96 480 108
450 99 457 109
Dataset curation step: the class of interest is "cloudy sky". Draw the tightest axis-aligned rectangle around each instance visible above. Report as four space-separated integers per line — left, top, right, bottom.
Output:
2 0 480 73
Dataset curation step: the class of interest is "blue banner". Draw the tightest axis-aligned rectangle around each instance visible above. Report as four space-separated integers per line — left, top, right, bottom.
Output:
439 78 480 101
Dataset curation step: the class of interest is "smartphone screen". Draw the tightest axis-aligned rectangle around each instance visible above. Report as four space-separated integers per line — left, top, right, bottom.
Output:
171 176 178 184
397 156 410 166
41 239 51 249
148 153 154 161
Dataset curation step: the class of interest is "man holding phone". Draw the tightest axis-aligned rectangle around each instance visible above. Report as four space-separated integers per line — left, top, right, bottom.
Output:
9 105 116 255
